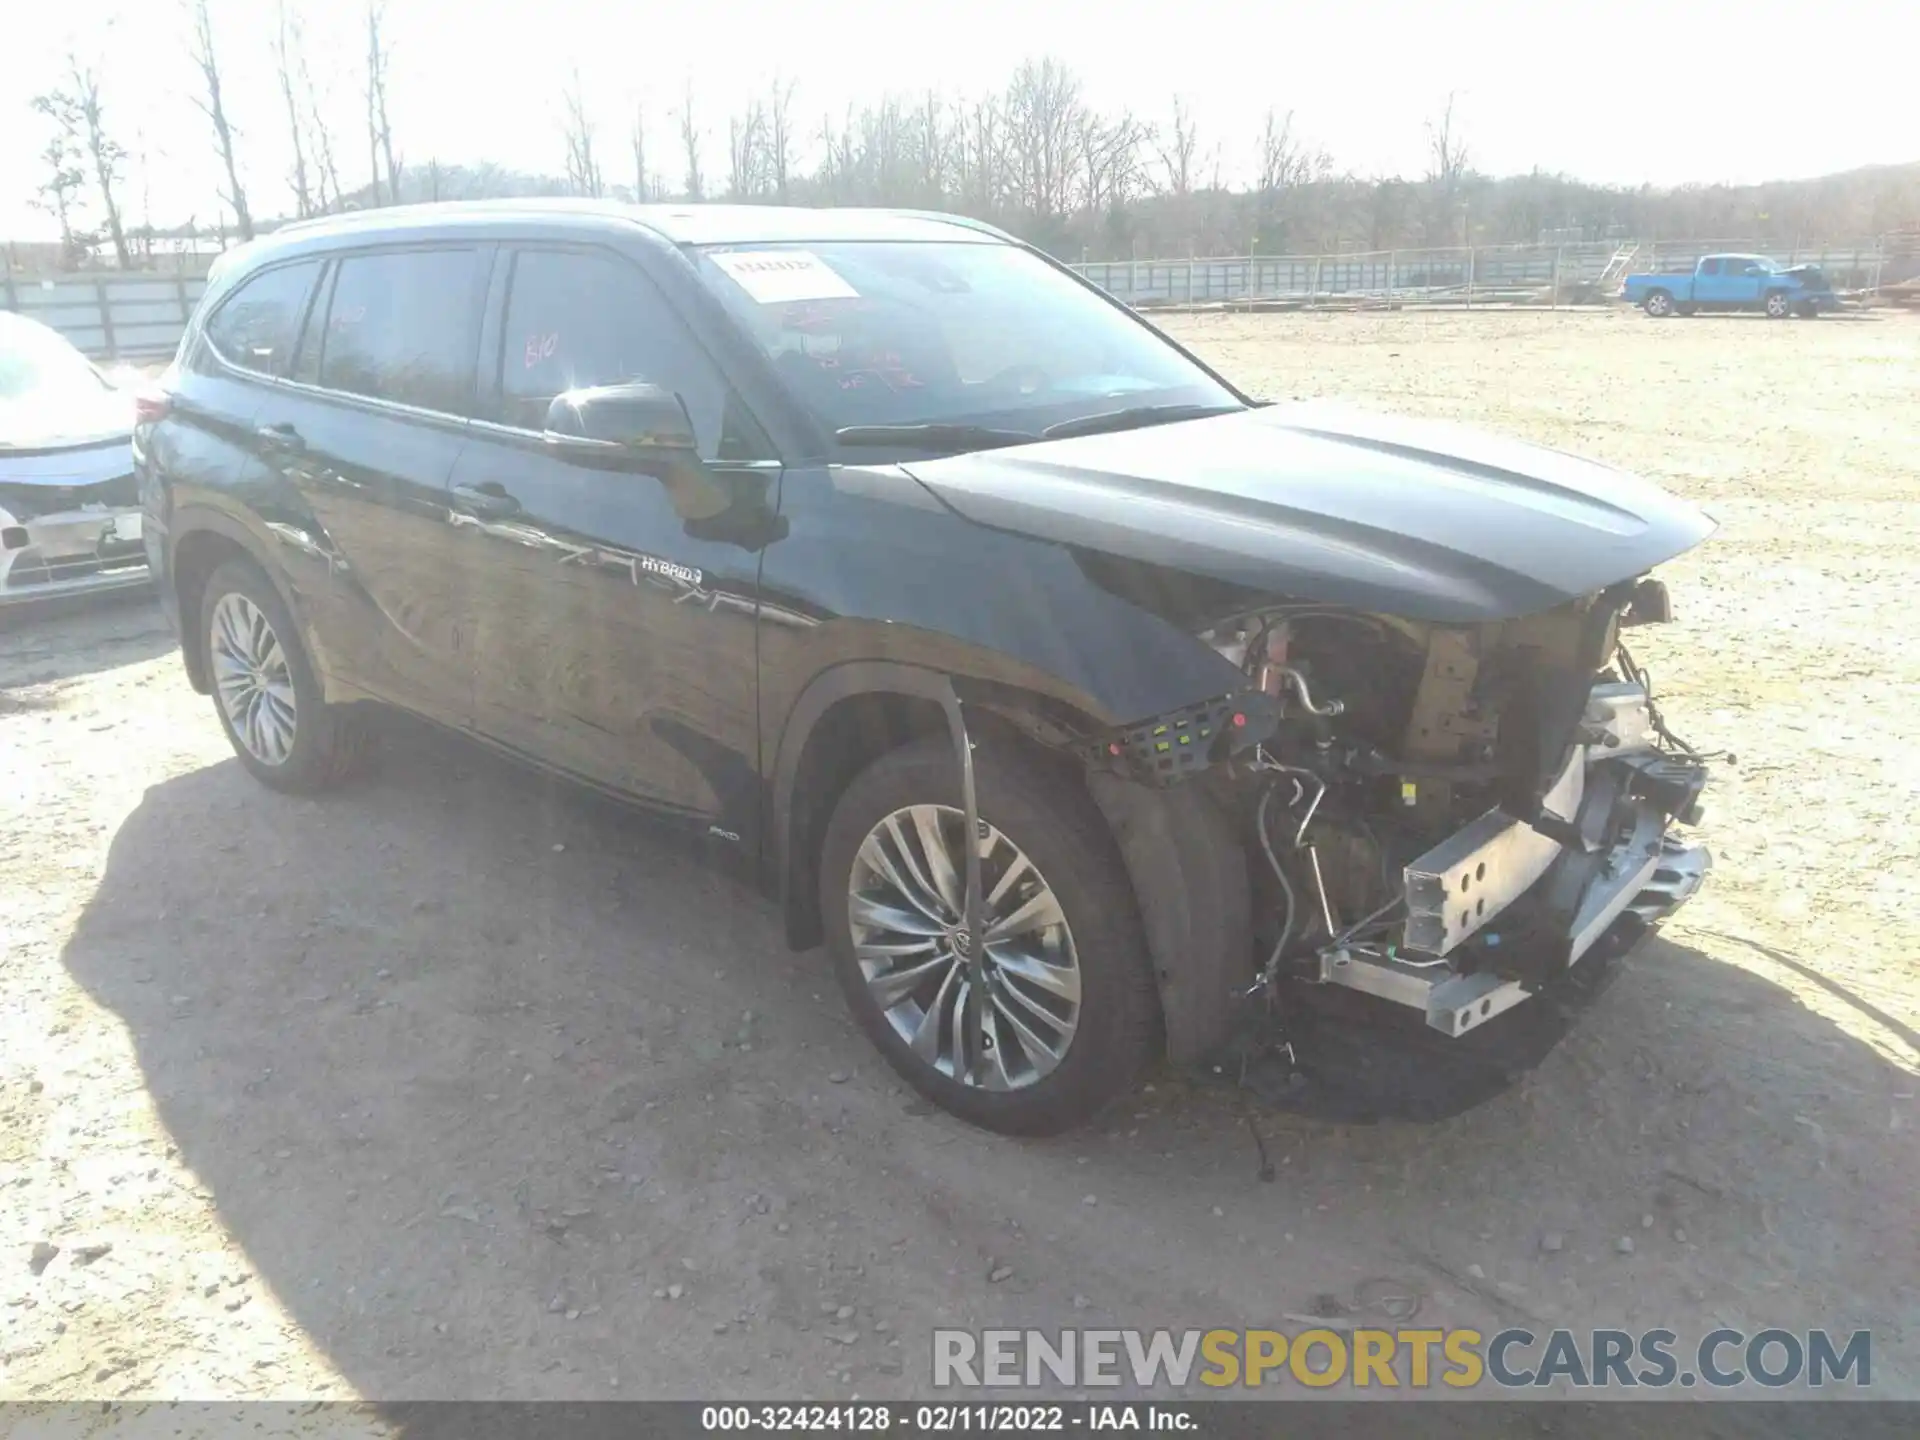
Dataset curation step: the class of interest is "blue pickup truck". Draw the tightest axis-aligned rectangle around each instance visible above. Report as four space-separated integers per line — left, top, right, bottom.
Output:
1622 254 1837 318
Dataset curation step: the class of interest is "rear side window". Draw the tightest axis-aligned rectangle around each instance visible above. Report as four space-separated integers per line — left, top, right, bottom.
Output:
497 248 768 460
1699 258 1721 276
204 261 321 376
317 249 482 415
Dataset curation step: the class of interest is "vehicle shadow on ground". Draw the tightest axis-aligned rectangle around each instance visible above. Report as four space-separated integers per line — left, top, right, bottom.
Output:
60 717 1920 1401
0 591 173 690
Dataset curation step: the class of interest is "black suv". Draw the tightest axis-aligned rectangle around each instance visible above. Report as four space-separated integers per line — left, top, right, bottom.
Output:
138 201 1716 1134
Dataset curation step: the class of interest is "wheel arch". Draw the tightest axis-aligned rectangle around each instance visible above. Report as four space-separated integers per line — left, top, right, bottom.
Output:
771 659 1108 952
170 512 290 695
771 659 1254 1067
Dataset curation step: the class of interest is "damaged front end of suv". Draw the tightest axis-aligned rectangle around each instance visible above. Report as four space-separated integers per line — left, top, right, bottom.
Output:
910 401 1719 1122
1096 580 1712 1120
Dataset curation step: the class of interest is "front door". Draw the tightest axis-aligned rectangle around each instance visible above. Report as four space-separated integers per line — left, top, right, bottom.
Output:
446 245 779 837
1725 258 1768 305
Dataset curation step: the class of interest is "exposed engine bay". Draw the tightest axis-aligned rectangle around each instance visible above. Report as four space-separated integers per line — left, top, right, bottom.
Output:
1086 575 1714 1065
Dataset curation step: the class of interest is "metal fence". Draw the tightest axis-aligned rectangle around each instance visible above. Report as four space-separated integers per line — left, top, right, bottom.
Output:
2 271 207 360
0 236 1894 361
1070 239 1887 309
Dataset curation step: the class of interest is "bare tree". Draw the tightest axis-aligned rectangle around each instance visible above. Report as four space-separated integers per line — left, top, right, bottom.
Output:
1075 110 1146 223
630 102 650 201
915 92 949 207
30 132 87 263
134 147 155 261
365 2 400 204
767 78 796 204
815 111 843 199
272 0 313 218
186 0 254 240
1002 58 1084 222
1428 92 1466 242
1257 108 1329 194
1424 91 1471 188
727 101 767 199
33 55 130 267
676 82 703 200
301 42 343 211
1154 95 1200 198
560 68 603 197
1251 107 1331 249
959 96 1005 218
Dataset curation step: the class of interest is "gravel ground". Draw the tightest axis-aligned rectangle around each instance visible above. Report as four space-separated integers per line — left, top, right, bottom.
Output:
3 305 1916 1404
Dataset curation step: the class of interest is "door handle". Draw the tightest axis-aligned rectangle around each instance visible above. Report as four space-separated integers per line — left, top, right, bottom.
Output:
255 421 306 454
451 481 521 518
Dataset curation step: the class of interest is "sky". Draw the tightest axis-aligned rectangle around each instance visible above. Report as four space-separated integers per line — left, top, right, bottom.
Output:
3 0 1913 242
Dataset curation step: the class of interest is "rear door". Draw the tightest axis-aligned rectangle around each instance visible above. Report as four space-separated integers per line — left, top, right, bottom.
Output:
1691 257 1726 304
446 244 778 832
251 244 489 727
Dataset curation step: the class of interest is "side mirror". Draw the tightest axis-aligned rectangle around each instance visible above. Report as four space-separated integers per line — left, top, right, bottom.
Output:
543 382 697 455
542 382 728 522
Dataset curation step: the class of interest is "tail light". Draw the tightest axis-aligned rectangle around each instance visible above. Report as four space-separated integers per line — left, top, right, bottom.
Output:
133 387 172 424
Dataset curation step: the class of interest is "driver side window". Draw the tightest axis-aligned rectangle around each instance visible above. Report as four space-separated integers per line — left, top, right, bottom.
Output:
496 248 770 460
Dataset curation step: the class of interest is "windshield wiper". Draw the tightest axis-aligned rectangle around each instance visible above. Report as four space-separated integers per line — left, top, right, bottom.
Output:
1041 403 1242 441
834 423 1039 452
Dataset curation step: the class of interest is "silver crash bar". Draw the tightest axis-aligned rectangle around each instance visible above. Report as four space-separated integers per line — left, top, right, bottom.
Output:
1316 680 1709 1037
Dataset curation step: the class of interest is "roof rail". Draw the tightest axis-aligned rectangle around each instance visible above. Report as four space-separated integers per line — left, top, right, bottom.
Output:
877 208 1021 245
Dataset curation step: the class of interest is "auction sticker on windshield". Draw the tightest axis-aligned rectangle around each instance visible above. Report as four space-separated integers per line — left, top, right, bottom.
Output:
710 249 859 303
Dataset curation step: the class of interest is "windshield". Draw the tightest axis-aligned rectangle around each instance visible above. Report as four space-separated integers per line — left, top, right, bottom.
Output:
691 240 1240 449
0 315 109 402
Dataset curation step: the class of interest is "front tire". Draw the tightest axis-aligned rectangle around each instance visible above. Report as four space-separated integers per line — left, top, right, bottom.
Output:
1643 289 1674 318
1764 290 1791 318
201 558 368 792
820 735 1160 1135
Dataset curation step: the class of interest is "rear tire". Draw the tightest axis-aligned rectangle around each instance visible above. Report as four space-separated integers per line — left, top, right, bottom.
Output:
200 558 369 793
820 735 1160 1135
1643 289 1674 318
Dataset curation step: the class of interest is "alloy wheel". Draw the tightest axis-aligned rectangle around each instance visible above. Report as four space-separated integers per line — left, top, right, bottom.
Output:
848 804 1081 1091
210 591 297 766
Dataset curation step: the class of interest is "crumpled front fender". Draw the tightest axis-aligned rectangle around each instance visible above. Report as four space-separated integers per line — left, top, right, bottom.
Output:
1086 773 1252 1065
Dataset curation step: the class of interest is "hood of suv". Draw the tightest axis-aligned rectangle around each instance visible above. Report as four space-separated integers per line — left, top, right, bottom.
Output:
901 401 1714 621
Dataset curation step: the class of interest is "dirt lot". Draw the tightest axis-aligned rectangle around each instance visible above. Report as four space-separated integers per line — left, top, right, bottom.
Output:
4 306 1917 1404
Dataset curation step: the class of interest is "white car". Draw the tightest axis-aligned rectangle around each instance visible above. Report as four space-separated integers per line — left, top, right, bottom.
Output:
0 311 148 605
